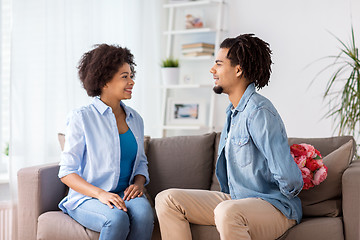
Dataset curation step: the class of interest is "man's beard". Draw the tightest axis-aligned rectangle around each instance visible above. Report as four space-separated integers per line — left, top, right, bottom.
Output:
213 85 224 94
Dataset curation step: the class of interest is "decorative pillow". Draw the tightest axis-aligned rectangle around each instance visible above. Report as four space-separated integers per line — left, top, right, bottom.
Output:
298 139 354 217
146 133 216 202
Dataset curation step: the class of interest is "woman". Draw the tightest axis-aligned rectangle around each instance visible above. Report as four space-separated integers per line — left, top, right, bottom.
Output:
58 44 154 240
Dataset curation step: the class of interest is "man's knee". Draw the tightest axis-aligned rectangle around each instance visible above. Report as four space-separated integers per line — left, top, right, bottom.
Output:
214 200 247 226
214 201 232 220
155 188 182 209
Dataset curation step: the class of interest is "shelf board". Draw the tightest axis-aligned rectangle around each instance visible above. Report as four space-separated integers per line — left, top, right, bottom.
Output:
164 0 224 8
160 84 213 89
164 28 217 35
180 55 214 61
161 125 210 130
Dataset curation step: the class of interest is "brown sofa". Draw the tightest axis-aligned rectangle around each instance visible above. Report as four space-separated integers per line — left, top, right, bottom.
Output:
18 133 360 240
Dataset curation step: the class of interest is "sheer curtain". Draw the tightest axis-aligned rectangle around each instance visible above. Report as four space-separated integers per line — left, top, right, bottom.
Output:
9 0 162 238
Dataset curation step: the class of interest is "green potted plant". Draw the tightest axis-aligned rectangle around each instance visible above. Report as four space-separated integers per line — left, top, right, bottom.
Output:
161 57 179 85
3 142 9 156
314 26 359 138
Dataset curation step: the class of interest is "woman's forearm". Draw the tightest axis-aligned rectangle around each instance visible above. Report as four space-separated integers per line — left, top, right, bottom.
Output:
134 174 146 186
61 173 105 199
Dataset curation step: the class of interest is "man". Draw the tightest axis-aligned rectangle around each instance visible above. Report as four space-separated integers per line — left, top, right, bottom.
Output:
155 34 303 240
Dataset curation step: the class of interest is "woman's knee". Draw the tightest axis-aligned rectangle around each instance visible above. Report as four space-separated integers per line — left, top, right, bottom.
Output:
103 209 130 229
129 199 154 224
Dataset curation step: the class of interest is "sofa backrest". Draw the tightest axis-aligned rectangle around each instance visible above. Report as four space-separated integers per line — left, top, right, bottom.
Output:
59 132 356 219
59 132 217 204
145 133 216 202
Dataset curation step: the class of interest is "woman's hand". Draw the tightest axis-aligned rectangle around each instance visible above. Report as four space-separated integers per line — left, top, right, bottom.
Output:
98 190 128 211
61 173 127 211
123 183 144 201
123 175 146 201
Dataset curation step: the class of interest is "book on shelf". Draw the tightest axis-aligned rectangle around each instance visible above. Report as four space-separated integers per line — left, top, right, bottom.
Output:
182 42 215 49
181 47 214 54
182 52 214 57
169 0 192 2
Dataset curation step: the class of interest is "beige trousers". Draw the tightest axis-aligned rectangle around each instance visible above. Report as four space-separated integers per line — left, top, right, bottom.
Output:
155 189 296 240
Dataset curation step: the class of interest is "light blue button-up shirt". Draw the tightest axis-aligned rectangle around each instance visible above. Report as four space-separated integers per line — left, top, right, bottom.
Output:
58 97 149 213
216 83 303 223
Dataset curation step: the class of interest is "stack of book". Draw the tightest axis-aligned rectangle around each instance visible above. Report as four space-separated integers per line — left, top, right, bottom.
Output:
181 43 215 57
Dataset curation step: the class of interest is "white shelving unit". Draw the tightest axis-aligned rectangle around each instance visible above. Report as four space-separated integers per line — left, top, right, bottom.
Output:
164 28 216 35
160 84 214 89
161 0 226 137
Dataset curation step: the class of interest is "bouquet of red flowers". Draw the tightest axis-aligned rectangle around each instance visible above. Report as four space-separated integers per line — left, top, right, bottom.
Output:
290 144 328 190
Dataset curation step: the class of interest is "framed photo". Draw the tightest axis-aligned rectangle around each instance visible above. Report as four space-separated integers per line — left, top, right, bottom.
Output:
167 98 206 125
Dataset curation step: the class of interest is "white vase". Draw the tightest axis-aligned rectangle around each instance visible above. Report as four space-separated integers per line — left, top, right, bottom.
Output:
161 67 179 85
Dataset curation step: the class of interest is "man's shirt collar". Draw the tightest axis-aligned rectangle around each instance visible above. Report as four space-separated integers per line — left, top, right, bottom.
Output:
226 83 256 114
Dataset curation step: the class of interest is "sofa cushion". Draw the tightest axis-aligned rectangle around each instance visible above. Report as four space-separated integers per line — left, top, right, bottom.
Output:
279 217 344 240
190 224 220 240
294 139 354 217
37 211 99 240
146 133 216 201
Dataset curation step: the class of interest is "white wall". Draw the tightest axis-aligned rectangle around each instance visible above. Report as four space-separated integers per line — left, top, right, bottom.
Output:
215 0 360 139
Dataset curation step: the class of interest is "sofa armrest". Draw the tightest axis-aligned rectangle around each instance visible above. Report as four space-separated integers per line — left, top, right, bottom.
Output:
17 162 67 240
342 160 360 240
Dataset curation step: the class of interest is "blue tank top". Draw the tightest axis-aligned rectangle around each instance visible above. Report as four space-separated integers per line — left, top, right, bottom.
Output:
112 128 137 193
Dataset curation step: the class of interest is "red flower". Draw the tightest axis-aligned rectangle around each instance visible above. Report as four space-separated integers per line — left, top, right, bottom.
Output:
314 149 322 159
305 158 320 172
313 166 327 185
290 143 328 190
290 144 307 157
303 176 315 190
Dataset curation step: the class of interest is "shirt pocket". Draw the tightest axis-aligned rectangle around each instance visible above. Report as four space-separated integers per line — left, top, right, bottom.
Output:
230 135 252 167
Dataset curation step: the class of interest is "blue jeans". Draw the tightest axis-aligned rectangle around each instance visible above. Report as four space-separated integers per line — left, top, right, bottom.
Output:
67 193 154 240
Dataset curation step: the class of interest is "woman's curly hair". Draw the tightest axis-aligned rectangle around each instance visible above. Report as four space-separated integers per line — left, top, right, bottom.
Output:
78 44 136 97
220 34 272 89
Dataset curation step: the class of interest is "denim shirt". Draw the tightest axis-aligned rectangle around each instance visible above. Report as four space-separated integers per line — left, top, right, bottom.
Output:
216 83 303 223
58 97 149 213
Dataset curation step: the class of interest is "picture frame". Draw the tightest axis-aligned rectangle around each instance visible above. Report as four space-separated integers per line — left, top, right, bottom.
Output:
167 98 206 126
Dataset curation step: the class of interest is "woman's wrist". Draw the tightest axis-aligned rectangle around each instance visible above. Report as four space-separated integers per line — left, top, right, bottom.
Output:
94 187 107 199
134 174 146 186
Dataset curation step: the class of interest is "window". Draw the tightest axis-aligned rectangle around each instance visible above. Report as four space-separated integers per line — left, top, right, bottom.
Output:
0 0 11 182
